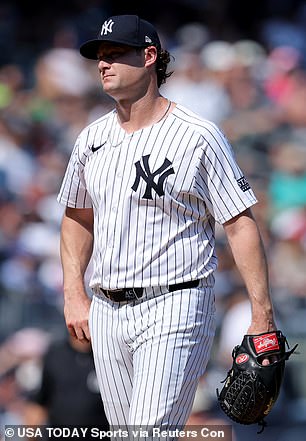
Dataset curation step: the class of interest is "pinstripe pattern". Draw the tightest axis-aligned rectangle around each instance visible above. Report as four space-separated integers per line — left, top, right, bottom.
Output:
57 104 257 291
58 102 258 430
89 284 216 428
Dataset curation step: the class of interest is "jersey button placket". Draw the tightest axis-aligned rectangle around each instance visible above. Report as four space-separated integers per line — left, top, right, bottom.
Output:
106 172 122 248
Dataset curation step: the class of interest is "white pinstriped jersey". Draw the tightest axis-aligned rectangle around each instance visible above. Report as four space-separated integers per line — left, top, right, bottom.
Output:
57 104 257 290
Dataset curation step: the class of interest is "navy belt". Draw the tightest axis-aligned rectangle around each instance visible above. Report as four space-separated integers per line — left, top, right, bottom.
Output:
100 279 200 302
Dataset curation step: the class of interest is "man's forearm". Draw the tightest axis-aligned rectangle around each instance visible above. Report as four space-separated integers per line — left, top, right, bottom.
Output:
223 209 276 332
60 207 94 341
60 207 94 298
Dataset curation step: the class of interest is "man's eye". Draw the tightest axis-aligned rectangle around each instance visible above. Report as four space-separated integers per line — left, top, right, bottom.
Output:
98 52 122 61
110 52 122 59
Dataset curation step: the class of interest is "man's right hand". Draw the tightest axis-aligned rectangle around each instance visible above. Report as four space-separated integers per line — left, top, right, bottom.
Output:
64 294 91 342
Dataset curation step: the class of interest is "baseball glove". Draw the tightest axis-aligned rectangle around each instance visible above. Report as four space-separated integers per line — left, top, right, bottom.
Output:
216 330 297 432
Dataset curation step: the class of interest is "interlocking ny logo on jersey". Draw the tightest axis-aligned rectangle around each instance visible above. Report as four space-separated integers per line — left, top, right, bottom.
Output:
101 19 114 35
132 154 175 199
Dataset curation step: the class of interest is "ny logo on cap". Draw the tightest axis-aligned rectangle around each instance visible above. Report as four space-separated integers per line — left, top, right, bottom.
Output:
101 19 114 36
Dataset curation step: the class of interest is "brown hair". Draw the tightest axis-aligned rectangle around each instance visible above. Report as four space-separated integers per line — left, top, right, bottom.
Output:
156 48 173 88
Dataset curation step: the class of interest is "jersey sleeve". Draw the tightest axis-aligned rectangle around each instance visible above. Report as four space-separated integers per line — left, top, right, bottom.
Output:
194 122 257 224
57 136 92 209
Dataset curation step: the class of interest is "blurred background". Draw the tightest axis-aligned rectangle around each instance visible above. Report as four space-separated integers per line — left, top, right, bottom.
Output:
0 1 305 440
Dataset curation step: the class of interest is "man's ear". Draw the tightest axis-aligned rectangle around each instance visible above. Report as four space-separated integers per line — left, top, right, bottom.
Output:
144 46 157 67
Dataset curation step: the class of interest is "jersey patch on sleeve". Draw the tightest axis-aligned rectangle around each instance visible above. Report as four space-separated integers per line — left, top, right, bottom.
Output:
236 176 251 192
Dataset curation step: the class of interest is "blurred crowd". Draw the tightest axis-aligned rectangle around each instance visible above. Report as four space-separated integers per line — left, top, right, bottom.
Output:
0 1 306 440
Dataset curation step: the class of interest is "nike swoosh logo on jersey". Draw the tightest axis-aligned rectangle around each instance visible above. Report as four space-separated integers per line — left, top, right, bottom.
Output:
91 142 106 153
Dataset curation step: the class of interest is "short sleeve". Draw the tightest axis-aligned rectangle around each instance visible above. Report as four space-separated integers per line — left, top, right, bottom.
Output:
57 136 92 209
194 123 257 224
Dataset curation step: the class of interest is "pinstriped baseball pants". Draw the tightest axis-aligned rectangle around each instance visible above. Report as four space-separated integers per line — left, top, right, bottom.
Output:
89 284 216 430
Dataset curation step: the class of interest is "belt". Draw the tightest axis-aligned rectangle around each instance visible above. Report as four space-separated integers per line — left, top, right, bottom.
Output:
100 279 200 302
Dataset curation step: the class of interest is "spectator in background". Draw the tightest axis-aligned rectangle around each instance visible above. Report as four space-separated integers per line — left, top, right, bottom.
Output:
0 328 50 437
268 139 306 217
161 46 231 124
24 333 109 428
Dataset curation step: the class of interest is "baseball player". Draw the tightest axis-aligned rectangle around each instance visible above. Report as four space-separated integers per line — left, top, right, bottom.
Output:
57 14 277 433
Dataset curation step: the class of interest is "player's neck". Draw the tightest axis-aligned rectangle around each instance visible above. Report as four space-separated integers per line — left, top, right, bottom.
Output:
115 94 172 134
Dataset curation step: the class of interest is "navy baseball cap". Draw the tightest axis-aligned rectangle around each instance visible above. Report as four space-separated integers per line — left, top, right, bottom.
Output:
80 15 161 60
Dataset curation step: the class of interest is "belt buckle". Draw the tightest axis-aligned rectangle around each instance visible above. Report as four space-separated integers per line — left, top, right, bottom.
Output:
124 289 135 300
124 288 140 300
102 289 111 299
100 287 143 301
101 288 122 299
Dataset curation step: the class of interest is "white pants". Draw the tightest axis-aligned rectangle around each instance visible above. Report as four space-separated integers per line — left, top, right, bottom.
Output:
89 284 216 430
